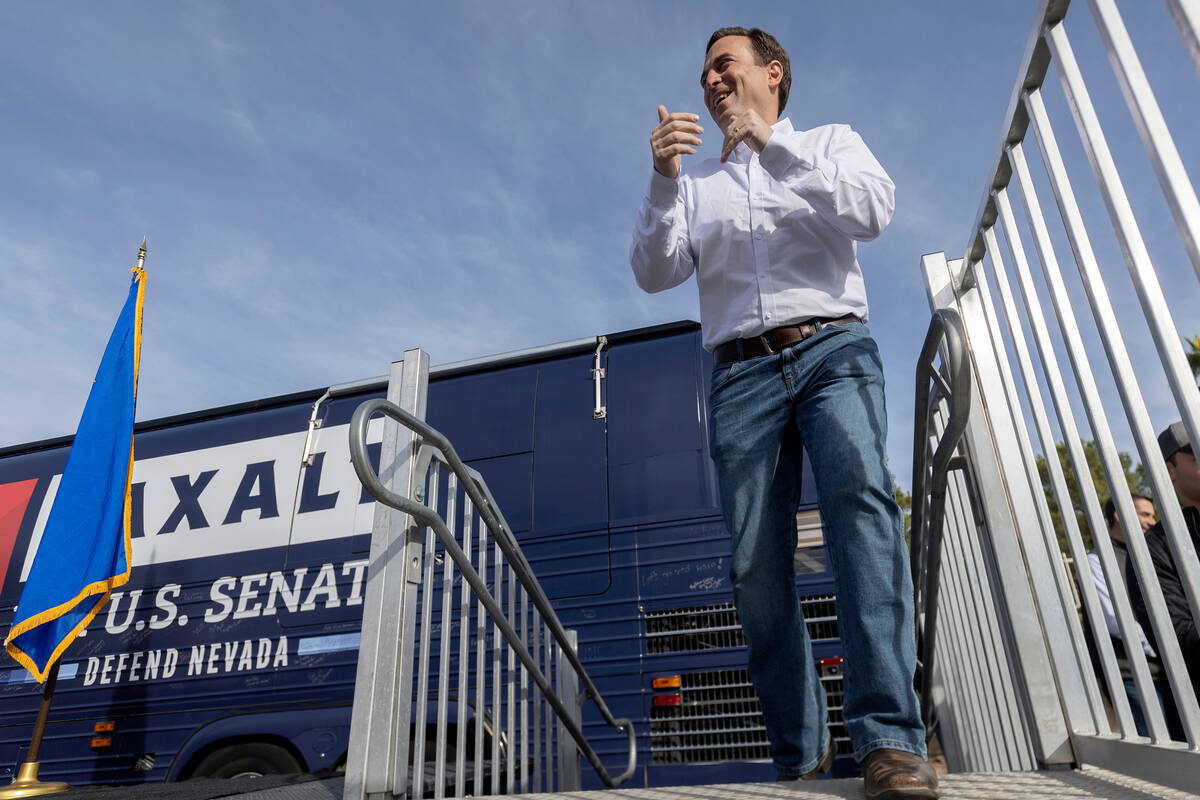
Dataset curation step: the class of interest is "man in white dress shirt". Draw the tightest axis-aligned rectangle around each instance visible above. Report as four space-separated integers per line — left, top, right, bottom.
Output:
1087 494 1183 738
630 27 936 799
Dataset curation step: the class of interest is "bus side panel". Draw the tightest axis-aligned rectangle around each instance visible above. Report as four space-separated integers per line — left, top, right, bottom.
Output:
0 396 371 785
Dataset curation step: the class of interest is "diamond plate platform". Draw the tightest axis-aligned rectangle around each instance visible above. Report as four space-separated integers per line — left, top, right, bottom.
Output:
205 767 1200 800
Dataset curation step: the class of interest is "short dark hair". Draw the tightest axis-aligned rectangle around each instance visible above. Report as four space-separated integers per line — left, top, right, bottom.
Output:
706 27 791 116
1103 492 1152 530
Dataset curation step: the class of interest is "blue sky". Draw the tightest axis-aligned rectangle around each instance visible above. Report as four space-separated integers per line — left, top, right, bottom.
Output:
2 1 1197 492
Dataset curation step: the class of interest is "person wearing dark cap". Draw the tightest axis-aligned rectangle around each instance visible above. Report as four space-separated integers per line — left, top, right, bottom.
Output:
1127 421 1200 700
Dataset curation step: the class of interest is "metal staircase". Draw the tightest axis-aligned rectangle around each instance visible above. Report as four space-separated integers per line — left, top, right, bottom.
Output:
342 351 635 800
916 0 1200 793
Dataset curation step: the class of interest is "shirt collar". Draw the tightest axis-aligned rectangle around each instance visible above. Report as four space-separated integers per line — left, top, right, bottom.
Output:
730 117 793 163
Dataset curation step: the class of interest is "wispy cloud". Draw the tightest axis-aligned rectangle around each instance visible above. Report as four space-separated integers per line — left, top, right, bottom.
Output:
1 0 1195 490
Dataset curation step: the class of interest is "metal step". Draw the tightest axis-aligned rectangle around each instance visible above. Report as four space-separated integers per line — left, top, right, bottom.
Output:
223 767 1198 800
472 768 1196 799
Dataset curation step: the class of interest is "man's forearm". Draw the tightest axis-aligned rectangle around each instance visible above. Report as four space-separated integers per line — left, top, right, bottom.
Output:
630 175 694 293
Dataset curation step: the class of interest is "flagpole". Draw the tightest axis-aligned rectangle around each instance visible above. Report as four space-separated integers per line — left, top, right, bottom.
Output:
0 661 69 798
26 661 60 765
0 239 148 798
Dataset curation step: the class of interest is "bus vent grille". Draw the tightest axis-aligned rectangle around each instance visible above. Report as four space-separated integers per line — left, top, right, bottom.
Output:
644 596 838 655
649 666 849 764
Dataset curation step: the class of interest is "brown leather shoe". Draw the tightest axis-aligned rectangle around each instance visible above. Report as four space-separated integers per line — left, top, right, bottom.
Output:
775 740 834 781
863 748 939 799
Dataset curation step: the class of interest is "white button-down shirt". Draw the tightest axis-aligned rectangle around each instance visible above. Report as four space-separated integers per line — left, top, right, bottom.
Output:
630 118 895 351
1087 550 1157 656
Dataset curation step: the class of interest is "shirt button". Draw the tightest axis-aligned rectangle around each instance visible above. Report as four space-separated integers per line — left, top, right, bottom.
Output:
754 233 764 240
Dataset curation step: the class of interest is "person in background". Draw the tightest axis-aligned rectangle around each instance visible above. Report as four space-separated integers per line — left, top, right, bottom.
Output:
1129 421 1200 706
1087 493 1182 737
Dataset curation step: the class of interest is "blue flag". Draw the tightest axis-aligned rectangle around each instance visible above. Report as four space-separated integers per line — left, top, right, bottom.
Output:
6 266 146 682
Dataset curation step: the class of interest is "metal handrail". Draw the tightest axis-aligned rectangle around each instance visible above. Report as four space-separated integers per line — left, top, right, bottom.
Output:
348 397 637 788
909 309 972 736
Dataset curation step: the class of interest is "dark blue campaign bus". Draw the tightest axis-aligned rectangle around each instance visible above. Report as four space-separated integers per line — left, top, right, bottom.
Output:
0 321 847 789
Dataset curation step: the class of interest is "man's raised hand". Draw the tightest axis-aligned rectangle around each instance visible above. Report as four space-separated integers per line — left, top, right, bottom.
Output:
651 105 703 178
720 109 772 163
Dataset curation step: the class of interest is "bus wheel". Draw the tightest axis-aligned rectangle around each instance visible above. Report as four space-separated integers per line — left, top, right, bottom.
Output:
188 742 303 779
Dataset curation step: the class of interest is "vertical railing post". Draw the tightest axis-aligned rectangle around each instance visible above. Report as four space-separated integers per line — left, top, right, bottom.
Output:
1086 0 1200 284
556 631 582 791
491 536 503 791
455 497 473 796
1167 0 1200 76
434 473 457 800
505 563 517 795
519 590 530 794
473 517 487 797
343 350 430 800
411 468 440 800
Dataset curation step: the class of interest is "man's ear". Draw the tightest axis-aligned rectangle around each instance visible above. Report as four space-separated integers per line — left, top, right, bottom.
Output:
767 60 783 89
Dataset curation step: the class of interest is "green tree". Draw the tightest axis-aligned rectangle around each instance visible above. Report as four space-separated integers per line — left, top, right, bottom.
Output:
894 483 912 543
1187 334 1200 383
1035 439 1149 552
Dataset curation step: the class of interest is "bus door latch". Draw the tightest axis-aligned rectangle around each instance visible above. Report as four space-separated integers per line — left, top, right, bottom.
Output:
592 336 608 420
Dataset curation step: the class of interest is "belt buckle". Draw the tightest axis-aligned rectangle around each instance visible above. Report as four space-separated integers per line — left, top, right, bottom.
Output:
758 333 776 356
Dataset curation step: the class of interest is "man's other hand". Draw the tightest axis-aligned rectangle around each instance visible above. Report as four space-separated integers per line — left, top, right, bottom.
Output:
651 106 703 178
721 109 772 163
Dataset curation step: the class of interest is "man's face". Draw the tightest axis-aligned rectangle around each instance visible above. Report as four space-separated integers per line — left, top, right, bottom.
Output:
701 35 779 132
1108 497 1156 542
1167 449 1200 508
1134 496 1156 532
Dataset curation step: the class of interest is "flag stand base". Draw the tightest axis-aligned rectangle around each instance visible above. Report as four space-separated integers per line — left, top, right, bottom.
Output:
0 762 70 798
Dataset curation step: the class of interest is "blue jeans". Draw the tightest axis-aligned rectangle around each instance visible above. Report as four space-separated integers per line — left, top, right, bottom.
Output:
1122 676 1185 740
707 322 926 775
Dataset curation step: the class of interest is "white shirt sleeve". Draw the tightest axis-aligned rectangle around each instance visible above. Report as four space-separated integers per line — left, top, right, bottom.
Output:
757 124 895 242
630 171 696 294
1088 551 1157 657
1089 551 1121 640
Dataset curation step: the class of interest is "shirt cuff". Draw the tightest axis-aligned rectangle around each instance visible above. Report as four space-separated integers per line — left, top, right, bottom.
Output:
647 170 682 206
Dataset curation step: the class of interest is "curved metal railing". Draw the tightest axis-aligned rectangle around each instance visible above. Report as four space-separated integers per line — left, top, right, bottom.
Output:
909 309 972 736
349 397 636 792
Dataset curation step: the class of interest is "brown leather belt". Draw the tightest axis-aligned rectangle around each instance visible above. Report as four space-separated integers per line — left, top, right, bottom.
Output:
713 314 861 365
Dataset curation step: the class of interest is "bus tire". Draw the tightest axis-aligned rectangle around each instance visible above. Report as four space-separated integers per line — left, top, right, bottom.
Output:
188 742 303 779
